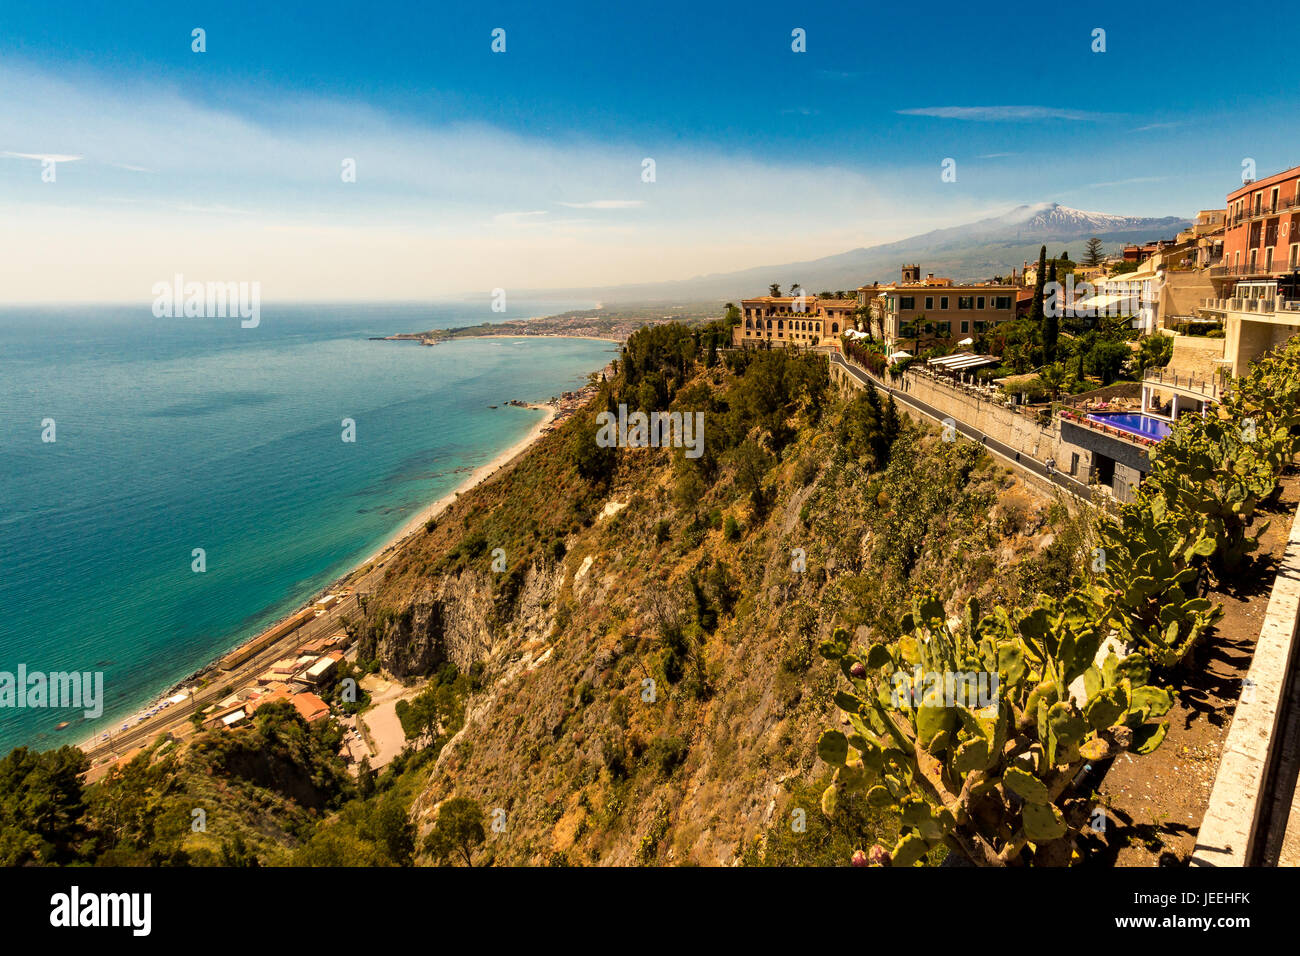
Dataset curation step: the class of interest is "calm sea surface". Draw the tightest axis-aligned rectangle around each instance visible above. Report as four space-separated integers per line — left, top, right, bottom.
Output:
0 301 613 752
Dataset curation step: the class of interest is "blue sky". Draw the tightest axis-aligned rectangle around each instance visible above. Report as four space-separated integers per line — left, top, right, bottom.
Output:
1 0 1294 301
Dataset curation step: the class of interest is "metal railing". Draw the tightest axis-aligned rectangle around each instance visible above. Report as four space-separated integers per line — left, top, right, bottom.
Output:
1142 365 1225 398
1202 296 1300 315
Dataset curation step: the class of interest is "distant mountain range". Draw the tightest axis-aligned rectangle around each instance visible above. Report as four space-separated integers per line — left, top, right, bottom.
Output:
544 202 1191 304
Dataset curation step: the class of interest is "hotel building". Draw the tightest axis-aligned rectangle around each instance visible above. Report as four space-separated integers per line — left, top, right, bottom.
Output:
860 265 1019 352
733 294 857 347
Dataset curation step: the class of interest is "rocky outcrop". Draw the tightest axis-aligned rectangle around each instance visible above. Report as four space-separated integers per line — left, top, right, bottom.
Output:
362 562 564 679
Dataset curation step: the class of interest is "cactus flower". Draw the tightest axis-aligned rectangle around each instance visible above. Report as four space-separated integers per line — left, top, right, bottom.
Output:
851 849 868 867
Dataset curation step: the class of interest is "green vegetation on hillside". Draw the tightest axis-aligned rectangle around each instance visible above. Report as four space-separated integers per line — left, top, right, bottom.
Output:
817 335 1300 866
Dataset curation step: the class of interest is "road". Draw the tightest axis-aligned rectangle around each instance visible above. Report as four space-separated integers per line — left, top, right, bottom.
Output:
826 350 1099 505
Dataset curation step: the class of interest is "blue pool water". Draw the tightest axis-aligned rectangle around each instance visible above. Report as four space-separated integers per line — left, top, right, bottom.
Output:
1086 412 1172 441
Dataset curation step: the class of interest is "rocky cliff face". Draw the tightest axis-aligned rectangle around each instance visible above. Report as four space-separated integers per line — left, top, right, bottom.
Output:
348 364 1085 866
362 563 564 679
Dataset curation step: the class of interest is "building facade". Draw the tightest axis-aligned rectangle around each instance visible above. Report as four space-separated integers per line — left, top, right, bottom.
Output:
1222 164 1300 278
860 267 1018 351
732 294 855 347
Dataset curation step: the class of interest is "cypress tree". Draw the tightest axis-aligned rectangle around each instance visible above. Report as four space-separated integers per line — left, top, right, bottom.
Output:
1030 245 1047 327
1044 260 1059 364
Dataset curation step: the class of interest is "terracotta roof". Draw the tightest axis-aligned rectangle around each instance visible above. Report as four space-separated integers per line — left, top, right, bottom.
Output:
291 692 331 723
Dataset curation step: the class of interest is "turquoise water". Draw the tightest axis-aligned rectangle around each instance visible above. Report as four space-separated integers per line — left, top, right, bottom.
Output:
0 302 613 752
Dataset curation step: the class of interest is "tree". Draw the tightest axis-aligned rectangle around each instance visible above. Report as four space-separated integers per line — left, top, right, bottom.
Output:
1083 237 1104 267
425 796 486 867
768 283 781 297
731 438 774 517
0 746 88 866
1039 363 1066 402
1086 339 1130 385
1044 261 1060 363
1030 245 1047 327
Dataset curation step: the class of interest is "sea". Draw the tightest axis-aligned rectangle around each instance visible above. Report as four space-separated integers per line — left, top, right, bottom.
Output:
0 301 614 753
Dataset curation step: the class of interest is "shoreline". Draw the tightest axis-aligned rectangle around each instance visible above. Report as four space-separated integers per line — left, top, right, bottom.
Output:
379 331 623 346
73 382 593 755
351 401 557 571
74 404 559 754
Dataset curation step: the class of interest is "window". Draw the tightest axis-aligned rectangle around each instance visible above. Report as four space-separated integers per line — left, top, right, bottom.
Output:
936 322 951 336
924 296 934 310
940 297 949 310
974 321 988 333
1291 243 1299 270
960 321 969 334
1271 187 1280 213
899 296 915 310
1266 247 1274 272
958 296 974 309
977 296 985 309
993 296 1012 310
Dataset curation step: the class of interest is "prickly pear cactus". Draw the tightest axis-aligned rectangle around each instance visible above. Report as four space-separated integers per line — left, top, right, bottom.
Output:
817 593 1172 866
1091 497 1222 668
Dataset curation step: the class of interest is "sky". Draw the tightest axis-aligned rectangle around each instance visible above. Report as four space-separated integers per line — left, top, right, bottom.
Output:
1 0 1295 303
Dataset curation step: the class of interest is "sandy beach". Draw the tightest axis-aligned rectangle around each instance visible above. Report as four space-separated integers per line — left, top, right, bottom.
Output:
74 401 561 755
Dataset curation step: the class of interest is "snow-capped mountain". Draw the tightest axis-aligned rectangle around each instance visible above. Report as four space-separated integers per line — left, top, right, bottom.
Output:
561 202 1192 301
991 202 1172 237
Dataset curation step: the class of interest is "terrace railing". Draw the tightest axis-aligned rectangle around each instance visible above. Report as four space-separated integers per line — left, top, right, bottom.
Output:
1142 365 1226 400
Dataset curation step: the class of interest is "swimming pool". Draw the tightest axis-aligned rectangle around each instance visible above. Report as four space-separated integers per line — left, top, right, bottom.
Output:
1086 412 1172 441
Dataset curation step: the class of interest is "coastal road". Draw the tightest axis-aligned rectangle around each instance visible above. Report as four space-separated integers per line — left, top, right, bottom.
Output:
825 351 1098 505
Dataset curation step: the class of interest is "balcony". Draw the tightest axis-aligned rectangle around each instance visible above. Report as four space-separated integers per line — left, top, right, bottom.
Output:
1226 193 1300 228
1142 365 1226 401
1202 296 1300 316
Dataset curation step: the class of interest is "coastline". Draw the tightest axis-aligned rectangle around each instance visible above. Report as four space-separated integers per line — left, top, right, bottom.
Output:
351 401 557 571
74 394 585 756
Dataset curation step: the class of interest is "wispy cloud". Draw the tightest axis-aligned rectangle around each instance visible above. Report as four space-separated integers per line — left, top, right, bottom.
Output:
555 199 644 209
897 105 1106 122
1131 121 1183 132
3 150 83 163
977 152 1016 159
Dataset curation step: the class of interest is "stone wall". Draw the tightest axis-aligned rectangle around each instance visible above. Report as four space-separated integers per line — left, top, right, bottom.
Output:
892 371 1058 461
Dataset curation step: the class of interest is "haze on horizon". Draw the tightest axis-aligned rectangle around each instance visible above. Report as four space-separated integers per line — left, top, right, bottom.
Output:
0 0 1289 305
